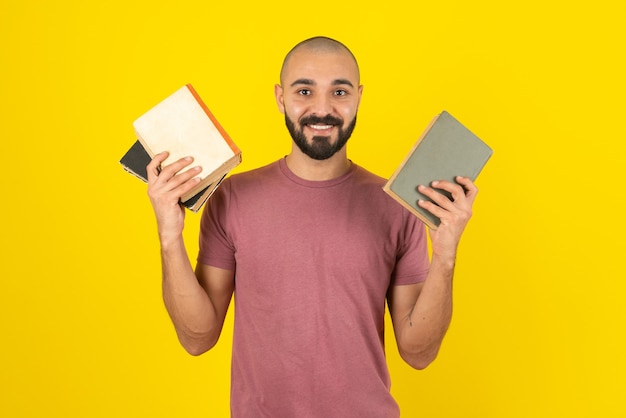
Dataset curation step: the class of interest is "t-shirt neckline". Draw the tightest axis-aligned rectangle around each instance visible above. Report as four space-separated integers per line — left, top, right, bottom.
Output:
278 157 357 188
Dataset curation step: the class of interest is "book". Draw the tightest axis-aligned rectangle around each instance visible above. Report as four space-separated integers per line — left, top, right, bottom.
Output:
120 84 241 212
383 111 493 229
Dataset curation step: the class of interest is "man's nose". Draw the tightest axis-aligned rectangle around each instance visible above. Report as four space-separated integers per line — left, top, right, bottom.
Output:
311 94 333 115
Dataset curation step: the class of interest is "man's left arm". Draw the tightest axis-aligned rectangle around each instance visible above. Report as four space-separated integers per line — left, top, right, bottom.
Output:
388 176 478 370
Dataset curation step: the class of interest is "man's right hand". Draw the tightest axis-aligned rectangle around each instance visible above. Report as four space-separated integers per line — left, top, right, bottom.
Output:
146 152 203 244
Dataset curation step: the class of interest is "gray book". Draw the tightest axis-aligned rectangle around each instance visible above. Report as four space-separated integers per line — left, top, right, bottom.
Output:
383 111 493 229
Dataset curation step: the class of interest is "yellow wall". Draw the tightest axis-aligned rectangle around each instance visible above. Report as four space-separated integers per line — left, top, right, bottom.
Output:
1 1 624 416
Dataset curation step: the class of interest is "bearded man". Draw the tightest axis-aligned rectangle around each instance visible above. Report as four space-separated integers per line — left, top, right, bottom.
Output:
146 36 478 417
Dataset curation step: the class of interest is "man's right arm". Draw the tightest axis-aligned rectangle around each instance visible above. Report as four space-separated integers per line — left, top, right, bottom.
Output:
147 152 234 356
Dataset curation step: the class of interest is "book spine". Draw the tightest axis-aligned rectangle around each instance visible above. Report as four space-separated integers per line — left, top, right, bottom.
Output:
185 84 241 155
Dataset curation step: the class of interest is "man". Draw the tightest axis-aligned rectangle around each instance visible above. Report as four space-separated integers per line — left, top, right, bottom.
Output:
147 36 477 417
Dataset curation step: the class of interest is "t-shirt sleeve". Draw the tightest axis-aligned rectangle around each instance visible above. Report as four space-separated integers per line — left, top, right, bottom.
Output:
197 180 237 271
391 210 430 286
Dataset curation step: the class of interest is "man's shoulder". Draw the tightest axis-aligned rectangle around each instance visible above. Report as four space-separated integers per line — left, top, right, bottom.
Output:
227 159 282 185
352 163 386 186
350 163 414 217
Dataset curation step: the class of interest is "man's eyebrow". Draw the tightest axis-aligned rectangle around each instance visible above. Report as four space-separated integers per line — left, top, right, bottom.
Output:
289 78 354 88
290 78 315 87
332 78 354 87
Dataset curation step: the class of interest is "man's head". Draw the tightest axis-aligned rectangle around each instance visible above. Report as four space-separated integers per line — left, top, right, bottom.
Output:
275 37 362 161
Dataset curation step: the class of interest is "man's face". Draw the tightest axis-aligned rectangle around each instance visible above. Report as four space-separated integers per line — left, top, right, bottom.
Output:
275 49 363 160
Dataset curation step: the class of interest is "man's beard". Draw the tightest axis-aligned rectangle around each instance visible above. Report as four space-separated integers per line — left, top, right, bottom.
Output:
285 113 357 160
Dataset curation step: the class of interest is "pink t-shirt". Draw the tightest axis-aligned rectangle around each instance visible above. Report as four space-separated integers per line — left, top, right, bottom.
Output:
198 158 430 417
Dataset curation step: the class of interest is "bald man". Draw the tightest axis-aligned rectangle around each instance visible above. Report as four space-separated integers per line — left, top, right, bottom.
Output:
146 36 477 417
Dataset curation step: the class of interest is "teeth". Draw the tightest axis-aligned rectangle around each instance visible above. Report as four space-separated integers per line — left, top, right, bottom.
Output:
310 124 333 130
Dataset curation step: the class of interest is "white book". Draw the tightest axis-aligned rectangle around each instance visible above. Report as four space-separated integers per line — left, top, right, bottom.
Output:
131 84 241 206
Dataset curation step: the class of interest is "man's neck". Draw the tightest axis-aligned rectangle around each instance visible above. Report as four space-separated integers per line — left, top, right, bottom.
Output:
285 148 351 181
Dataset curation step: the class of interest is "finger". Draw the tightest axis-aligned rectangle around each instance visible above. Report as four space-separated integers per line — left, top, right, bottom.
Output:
149 156 197 187
417 198 448 221
431 180 469 204
418 184 456 210
172 174 203 198
162 165 203 192
157 156 197 178
147 151 169 182
148 166 202 205
418 195 472 230
418 182 473 226
455 176 478 199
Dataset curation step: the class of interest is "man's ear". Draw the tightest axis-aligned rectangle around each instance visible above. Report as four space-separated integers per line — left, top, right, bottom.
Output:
274 84 285 114
357 84 364 108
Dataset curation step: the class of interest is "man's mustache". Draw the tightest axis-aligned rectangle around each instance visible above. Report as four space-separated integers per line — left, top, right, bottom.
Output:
299 115 343 126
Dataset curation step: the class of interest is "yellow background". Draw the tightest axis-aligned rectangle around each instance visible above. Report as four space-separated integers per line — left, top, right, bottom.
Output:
1 0 624 416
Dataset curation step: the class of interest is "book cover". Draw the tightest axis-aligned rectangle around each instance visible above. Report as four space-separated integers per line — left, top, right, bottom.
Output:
383 111 493 229
131 84 241 203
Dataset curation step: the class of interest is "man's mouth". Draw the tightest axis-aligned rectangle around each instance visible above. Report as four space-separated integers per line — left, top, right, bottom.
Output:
308 124 335 131
300 115 343 133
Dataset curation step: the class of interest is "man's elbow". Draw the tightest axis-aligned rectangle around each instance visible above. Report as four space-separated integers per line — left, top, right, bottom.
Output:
183 343 212 356
400 346 441 370
178 333 219 356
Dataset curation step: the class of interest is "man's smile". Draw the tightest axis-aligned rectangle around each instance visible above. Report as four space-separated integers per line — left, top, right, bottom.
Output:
307 124 336 133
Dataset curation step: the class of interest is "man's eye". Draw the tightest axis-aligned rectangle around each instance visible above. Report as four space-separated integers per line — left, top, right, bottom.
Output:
298 89 311 96
334 90 347 96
